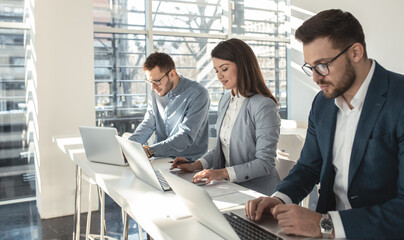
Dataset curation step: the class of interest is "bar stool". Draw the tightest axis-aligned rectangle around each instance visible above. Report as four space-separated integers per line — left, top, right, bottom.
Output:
74 166 148 240
74 169 118 240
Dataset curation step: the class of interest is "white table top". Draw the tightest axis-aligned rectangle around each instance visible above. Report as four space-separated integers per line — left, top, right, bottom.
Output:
53 136 265 240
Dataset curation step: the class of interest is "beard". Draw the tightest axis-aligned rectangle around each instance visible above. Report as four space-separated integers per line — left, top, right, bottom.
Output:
321 58 356 99
158 77 174 96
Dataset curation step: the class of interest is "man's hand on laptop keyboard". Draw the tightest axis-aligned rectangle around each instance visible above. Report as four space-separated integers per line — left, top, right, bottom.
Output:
271 204 323 238
245 196 283 222
245 196 324 238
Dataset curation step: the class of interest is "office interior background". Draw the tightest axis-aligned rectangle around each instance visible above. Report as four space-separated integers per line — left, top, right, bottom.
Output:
0 0 403 239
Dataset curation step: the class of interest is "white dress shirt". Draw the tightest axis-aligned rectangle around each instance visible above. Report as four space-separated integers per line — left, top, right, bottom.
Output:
199 94 245 182
328 59 375 238
273 60 375 238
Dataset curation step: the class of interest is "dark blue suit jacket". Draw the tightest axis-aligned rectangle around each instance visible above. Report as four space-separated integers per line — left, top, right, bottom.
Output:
276 62 404 238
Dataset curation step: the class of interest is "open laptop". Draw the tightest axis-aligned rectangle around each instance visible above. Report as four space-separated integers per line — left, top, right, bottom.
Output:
79 126 128 166
160 169 304 240
115 136 171 191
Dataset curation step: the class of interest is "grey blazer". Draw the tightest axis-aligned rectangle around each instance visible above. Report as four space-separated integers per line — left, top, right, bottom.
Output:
202 93 281 195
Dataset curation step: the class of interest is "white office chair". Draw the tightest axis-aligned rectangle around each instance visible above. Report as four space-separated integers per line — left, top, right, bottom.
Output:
277 134 305 161
275 154 296 181
280 119 297 129
276 134 315 208
275 153 314 208
296 121 308 129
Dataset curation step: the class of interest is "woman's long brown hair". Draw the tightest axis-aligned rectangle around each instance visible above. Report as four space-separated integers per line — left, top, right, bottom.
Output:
211 38 277 104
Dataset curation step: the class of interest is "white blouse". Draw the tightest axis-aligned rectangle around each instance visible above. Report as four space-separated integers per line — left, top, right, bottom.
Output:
219 94 245 182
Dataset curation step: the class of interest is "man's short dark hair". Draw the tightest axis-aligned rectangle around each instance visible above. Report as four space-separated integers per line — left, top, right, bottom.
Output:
295 9 367 58
143 52 175 73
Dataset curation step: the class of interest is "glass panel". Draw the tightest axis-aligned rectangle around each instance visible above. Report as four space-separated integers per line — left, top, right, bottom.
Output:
154 36 222 108
93 0 290 134
94 33 147 134
152 0 223 34
93 0 146 30
0 27 35 202
153 35 222 136
241 40 287 116
232 0 289 38
0 0 27 23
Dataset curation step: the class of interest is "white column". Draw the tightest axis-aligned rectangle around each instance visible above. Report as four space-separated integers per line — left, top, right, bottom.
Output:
32 0 97 218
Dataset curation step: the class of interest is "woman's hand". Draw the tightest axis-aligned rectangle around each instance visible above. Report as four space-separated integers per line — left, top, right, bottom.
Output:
170 157 202 173
192 168 229 184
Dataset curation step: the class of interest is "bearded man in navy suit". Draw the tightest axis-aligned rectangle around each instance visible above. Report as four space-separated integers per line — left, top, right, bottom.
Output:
245 9 404 239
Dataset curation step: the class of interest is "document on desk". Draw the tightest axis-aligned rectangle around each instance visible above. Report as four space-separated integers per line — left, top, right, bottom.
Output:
160 172 264 219
165 182 258 220
212 189 263 210
204 181 263 210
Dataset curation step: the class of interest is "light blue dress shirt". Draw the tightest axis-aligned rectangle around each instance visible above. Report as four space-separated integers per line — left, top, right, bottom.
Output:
129 76 210 160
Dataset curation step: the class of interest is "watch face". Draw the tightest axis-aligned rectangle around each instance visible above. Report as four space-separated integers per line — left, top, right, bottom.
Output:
148 147 155 156
321 218 333 231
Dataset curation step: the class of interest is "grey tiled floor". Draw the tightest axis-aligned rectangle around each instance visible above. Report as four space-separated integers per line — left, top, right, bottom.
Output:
0 195 145 240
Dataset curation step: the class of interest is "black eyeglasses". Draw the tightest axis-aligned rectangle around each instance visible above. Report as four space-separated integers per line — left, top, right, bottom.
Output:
301 43 354 77
144 69 172 85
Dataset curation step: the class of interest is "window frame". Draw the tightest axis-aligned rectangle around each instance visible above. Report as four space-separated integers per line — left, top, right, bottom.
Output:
93 0 290 134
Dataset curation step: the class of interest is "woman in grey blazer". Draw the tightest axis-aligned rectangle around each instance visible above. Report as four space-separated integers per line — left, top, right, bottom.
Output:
171 38 281 195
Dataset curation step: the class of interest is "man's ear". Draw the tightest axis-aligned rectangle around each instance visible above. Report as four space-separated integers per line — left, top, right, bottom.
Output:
169 69 177 78
350 43 365 63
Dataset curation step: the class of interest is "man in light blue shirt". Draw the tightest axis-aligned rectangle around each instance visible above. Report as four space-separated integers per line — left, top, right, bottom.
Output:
129 52 210 160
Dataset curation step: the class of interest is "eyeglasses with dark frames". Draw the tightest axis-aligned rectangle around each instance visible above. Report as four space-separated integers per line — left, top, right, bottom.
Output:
301 43 355 77
144 69 172 86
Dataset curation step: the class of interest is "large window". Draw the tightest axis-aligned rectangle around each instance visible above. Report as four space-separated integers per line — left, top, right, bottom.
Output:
0 0 35 204
93 0 290 136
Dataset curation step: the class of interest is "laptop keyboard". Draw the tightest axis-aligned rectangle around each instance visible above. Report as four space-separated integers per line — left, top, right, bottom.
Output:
155 170 170 189
224 212 283 240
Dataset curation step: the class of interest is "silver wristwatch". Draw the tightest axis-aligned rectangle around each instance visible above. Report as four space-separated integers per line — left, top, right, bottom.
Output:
319 213 334 238
146 146 155 157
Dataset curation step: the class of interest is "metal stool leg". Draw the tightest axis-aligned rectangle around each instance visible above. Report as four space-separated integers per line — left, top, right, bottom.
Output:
138 225 144 240
122 210 129 240
86 186 118 240
85 183 93 239
138 225 153 240
100 187 105 239
73 166 82 240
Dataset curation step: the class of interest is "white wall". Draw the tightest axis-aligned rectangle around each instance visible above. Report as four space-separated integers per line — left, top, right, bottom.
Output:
288 0 404 121
33 0 96 218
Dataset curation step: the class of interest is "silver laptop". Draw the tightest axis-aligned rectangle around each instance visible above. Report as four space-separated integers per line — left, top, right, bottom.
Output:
79 126 127 166
115 136 171 191
160 169 303 240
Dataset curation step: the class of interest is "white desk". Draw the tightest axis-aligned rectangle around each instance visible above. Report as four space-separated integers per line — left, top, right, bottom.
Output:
53 136 263 240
